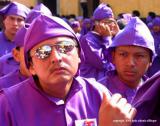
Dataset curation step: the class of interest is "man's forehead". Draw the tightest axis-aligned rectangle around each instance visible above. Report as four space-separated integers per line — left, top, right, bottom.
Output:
115 45 150 52
100 18 115 22
30 37 76 50
6 14 24 20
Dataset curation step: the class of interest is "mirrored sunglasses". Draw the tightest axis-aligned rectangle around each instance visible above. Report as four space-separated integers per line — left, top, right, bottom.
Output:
34 40 78 59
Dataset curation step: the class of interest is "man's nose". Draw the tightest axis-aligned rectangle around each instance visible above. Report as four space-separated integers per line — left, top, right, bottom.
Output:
13 19 18 25
126 56 136 66
50 48 62 63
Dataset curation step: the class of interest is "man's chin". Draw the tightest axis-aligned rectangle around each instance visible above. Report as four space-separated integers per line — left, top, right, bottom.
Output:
51 74 72 81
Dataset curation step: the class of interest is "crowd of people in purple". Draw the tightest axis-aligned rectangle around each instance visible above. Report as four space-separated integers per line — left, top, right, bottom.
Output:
0 1 159 126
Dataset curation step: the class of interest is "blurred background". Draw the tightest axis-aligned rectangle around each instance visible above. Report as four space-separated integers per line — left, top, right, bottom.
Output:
0 0 159 19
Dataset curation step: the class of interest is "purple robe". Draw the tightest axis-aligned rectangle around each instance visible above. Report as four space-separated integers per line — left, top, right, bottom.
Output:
79 63 107 80
98 70 148 103
0 76 111 126
146 20 160 77
80 18 92 36
132 71 160 126
79 31 114 80
0 32 16 57
0 69 27 90
150 17 160 56
147 56 160 77
0 52 19 77
152 32 160 56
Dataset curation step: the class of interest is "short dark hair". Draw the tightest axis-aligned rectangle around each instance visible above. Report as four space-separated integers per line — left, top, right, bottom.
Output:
132 10 140 17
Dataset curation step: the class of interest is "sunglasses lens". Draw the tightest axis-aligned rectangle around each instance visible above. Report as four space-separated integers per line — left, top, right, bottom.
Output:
34 41 77 59
35 45 52 59
55 43 75 54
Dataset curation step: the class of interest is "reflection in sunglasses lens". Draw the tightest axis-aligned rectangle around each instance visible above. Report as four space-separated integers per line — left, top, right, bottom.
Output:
35 41 77 59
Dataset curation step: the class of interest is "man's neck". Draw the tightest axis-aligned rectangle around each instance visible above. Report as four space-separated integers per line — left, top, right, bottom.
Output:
39 78 73 100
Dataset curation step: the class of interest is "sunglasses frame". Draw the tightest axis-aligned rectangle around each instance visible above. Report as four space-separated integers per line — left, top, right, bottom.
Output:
33 40 78 59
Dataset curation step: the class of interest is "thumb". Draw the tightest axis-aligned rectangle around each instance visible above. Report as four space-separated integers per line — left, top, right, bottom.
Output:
102 92 110 103
100 92 110 109
99 92 111 126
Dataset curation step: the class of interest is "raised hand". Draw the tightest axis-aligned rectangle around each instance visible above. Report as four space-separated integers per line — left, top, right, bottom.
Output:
99 93 136 126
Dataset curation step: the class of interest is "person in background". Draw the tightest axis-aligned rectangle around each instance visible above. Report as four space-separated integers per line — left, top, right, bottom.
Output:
0 14 136 126
70 20 81 39
146 11 156 24
79 3 119 80
0 52 19 77
132 10 140 18
0 3 52 78
25 3 52 24
147 16 160 77
0 25 31 90
80 18 92 36
80 0 88 18
99 17 155 103
0 1 30 57
117 13 132 29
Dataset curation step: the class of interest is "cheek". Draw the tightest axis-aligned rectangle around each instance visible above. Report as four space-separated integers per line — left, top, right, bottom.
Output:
112 55 122 65
138 60 151 71
19 56 25 67
29 59 48 76
114 62 123 72
113 57 125 71
68 54 80 73
136 64 150 77
73 57 80 68
3 20 9 27
18 21 25 27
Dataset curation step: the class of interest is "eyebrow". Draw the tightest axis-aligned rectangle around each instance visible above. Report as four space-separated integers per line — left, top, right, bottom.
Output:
116 48 149 54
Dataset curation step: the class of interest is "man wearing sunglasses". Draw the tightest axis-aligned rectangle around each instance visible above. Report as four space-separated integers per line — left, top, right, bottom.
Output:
0 15 136 126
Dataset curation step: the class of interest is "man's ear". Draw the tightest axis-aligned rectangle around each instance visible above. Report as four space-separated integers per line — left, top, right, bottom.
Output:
149 62 152 67
2 17 6 29
12 48 20 62
78 57 81 64
77 48 81 64
111 51 115 65
28 59 36 75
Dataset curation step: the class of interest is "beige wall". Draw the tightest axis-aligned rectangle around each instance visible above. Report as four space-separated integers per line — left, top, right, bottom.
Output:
9 0 160 18
10 0 81 17
59 0 80 16
59 0 160 18
11 0 37 7
101 0 160 17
